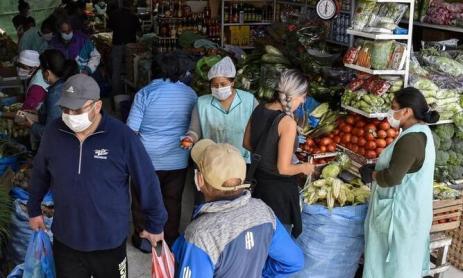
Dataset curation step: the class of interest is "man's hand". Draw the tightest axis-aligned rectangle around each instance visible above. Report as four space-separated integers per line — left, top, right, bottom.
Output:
24 114 35 128
29 215 46 231
140 230 164 247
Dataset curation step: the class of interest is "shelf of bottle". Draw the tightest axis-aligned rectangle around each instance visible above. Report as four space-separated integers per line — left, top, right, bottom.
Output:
157 17 186 21
224 44 255 49
223 21 272 26
224 0 275 2
276 1 306 7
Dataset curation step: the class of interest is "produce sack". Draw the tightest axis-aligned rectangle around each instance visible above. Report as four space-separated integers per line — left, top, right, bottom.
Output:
152 241 175 278
293 204 368 278
8 199 53 266
23 231 55 278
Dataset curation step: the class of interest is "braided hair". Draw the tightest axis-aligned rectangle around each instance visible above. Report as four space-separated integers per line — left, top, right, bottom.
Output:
273 69 308 117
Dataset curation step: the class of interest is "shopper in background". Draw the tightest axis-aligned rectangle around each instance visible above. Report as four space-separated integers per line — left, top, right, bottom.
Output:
173 139 304 278
50 17 101 75
243 69 314 237
108 0 140 100
183 56 258 163
1 50 47 127
19 16 55 54
1 50 49 121
127 51 197 248
360 87 440 278
28 74 167 278
12 0 36 40
19 49 79 144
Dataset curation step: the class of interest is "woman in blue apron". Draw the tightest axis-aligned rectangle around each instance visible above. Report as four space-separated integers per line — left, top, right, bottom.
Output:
359 87 440 278
183 56 258 164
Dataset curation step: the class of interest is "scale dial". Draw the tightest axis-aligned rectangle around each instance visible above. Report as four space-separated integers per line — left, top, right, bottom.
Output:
316 0 338 20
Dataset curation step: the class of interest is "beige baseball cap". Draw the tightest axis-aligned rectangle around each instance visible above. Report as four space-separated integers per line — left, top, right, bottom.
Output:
191 139 250 191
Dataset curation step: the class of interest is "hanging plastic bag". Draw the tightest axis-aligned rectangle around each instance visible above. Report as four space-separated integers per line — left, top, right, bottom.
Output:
23 231 56 278
151 241 175 278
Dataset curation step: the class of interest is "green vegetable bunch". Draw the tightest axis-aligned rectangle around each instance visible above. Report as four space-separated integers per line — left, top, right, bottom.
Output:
433 123 463 181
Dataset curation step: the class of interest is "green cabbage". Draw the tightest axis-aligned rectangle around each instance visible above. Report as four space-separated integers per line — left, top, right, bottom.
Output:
412 78 438 95
321 163 341 179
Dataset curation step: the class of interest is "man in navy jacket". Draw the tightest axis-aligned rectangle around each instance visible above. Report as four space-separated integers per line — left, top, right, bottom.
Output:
28 74 167 277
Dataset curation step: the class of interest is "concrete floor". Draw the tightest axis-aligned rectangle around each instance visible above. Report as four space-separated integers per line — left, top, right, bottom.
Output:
126 244 463 278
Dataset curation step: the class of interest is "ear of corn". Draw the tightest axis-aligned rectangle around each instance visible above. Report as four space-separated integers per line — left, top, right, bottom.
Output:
303 177 370 209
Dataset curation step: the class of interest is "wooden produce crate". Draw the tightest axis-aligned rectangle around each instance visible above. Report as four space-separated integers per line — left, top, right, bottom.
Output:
447 213 463 270
432 198 463 233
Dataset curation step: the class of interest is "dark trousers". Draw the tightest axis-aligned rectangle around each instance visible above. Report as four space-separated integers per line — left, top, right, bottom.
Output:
53 238 127 278
132 168 187 246
110 44 127 97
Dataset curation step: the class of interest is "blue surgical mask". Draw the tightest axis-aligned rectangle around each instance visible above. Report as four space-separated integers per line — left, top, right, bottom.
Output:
61 32 73 41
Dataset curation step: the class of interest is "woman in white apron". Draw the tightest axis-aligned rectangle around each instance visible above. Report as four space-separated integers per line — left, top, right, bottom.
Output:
360 87 440 278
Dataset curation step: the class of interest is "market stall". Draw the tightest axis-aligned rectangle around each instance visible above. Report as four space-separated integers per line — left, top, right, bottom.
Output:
1 0 463 277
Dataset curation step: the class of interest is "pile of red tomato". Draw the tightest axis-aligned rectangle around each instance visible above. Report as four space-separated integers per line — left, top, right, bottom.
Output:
333 114 400 159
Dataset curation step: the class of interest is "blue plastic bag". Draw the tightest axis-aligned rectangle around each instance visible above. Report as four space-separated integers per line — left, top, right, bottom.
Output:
23 231 56 278
8 198 53 266
293 204 368 278
7 264 24 278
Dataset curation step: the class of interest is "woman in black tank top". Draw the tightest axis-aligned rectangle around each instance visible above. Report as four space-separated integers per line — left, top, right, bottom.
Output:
243 70 315 237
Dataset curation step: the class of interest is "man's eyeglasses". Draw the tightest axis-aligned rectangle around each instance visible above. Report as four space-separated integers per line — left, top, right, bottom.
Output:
60 101 98 115
16 62 35 71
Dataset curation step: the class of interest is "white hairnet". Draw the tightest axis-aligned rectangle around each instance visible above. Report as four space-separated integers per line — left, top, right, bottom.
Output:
207 56 236 80
18 50 40 67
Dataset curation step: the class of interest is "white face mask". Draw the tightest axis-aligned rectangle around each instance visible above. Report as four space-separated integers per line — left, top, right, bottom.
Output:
211 86 232 101
17 67 32 78
387 109 401 128
61 32 73 41
62 105 95 133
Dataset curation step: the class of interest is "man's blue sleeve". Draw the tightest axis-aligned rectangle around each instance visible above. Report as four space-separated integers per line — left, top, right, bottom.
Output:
263 219 304 277
28 127 52 217
173 235 214 278
126 130 167 234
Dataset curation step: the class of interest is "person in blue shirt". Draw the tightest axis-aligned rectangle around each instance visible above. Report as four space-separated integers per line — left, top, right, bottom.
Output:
127 51 197 248
294 96 320 126
28 74 167 278
19 15 55 54
173 139 304 278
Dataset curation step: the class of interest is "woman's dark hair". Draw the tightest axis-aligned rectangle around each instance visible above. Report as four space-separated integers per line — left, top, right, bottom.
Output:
18 0 30 13
56 16 72 30
41 15 56 33
394 87 440 124
40 49 79 80
152 51 192 82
